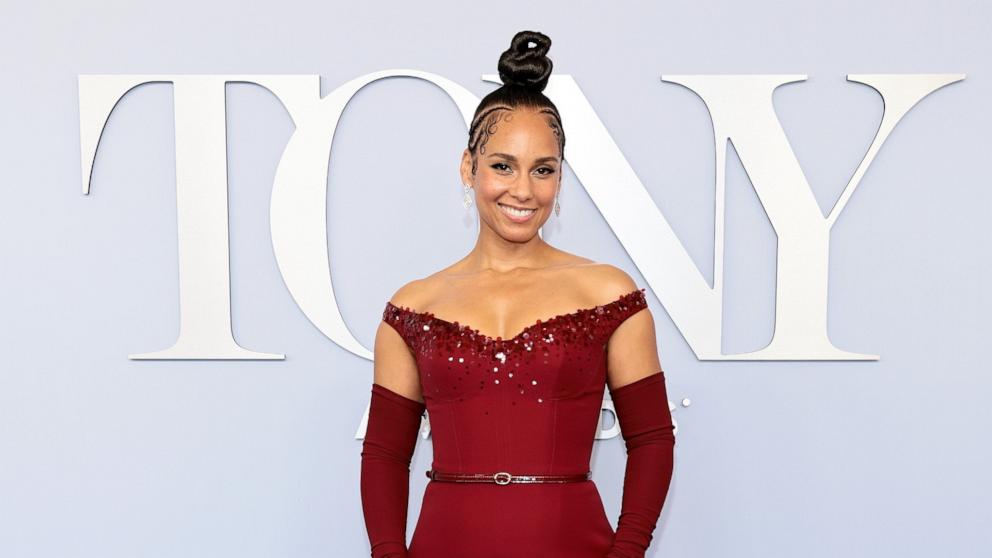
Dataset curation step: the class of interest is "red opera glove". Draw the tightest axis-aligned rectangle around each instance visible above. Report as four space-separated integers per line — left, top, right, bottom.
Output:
606 371 676 558
360 383 426 558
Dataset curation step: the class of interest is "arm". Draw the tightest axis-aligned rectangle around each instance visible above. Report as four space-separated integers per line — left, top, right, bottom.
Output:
606 371 676 558
598 275 675 557
360 314 426 558
360 383 425 558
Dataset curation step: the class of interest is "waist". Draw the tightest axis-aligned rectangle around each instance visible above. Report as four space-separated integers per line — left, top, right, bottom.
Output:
425 468 591 485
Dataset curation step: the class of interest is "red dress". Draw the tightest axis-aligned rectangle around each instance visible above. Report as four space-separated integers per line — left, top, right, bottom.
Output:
365 287 674 557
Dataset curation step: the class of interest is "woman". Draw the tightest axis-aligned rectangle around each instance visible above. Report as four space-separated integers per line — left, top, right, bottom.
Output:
361 30 675 558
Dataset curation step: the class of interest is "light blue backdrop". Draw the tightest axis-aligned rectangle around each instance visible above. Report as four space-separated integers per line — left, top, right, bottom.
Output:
1 0 988 556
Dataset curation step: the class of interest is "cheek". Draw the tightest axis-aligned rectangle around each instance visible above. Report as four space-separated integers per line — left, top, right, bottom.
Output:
474 179 503 200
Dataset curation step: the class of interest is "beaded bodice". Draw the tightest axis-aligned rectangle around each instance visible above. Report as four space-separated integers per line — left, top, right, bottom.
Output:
381 287 648 475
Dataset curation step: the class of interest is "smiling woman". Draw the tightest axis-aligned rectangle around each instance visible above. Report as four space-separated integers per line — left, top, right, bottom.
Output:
360 29 675 558
458 37 566 239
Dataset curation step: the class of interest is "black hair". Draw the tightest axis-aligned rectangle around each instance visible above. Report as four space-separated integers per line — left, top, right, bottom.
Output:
466 30 565 175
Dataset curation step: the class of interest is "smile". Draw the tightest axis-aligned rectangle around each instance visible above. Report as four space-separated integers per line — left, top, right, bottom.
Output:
498 202 538 222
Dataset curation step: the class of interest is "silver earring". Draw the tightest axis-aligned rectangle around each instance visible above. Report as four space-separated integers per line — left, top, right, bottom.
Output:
463 184 473 209
554 189 561 217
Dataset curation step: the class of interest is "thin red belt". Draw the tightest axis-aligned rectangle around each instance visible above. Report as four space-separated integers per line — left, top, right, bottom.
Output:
425 469 590 485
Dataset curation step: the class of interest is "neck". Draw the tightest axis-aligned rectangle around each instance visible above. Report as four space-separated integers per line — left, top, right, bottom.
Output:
463 225 555 274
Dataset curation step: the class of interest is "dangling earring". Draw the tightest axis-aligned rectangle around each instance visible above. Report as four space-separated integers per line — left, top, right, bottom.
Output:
554 186 561 217
463 183 473 209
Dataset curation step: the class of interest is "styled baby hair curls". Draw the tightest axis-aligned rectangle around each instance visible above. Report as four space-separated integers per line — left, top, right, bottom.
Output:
466 30 566 175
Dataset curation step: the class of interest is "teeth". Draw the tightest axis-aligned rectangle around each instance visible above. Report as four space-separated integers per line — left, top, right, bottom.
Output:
498 203 536 218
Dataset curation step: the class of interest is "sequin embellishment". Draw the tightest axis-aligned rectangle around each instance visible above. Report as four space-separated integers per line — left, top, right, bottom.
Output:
383 288 646 357
381 288 648 403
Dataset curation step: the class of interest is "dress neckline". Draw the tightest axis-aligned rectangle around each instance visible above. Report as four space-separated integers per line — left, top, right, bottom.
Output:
385 287 645 345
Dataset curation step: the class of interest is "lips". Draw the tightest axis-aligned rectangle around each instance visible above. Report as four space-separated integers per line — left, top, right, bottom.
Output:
498 202 537 211
497 202 538 222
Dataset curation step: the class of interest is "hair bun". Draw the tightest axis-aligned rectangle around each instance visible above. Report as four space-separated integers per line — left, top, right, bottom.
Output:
497 30 553 93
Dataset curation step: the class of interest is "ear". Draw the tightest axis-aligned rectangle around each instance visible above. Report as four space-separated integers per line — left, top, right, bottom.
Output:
460 148 474 186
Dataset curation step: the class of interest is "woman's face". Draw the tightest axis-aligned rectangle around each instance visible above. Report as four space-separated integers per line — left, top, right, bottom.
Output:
461 108 562 241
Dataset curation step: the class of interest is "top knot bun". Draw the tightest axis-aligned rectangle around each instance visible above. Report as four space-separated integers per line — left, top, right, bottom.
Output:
497 30 554 93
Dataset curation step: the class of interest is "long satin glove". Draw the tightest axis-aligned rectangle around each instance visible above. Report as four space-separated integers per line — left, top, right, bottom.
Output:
360 383 426 558
605 371 676 558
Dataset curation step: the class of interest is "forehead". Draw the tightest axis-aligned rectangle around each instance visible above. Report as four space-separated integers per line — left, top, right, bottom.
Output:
484 108 559 155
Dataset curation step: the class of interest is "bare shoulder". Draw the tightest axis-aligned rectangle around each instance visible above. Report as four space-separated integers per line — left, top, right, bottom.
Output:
385 276 437 311
538 247 639 302
586 265 659 391
375 279 436 403
577 262 641 304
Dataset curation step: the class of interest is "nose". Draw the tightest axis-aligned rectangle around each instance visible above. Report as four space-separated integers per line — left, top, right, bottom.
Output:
507 175 535 201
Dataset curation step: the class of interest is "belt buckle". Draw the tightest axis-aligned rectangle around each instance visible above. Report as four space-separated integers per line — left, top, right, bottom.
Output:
493 471 512 485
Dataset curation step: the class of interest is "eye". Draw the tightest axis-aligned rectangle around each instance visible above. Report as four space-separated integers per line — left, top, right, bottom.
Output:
491 162 512 172
536 167 556 176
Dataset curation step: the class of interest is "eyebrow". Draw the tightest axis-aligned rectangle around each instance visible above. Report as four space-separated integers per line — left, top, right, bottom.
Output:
488 152 560 164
